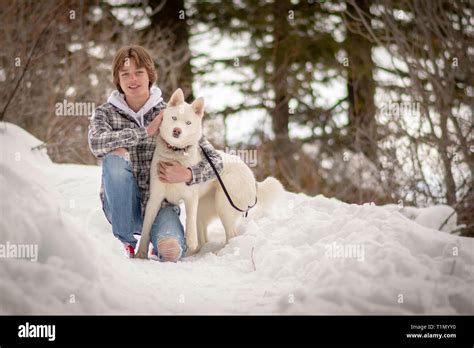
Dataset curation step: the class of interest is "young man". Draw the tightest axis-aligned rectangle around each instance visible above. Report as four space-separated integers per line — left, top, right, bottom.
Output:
88 45 223 262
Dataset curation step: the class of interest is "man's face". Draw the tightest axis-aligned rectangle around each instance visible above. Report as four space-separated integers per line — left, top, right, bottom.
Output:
118 58 150 99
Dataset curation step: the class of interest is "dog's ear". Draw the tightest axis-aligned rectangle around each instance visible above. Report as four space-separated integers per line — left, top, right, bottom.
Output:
168 88 184 106
191 97 205 118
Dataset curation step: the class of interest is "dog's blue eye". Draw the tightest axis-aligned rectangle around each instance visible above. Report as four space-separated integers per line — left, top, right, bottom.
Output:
172 116 177 121
186 121 191 125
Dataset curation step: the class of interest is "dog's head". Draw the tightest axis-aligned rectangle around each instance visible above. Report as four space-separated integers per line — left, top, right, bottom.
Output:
160 88 205 149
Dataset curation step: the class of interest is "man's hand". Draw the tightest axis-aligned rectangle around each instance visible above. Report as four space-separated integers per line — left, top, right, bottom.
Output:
146 110 164 137
158 161 193 184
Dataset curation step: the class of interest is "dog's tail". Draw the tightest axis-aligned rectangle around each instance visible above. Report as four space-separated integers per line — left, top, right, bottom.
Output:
256 176 285 210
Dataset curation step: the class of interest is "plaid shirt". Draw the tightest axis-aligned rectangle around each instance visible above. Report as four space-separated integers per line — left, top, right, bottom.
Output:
88 101 223 217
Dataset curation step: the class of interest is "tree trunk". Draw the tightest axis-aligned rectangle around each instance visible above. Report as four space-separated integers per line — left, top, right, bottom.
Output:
345 0 378 163
149 0 194 101
270 0 298 190
271 1 291 144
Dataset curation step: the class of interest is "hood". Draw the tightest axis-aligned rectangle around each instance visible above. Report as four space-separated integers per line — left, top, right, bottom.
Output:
107 85 164 127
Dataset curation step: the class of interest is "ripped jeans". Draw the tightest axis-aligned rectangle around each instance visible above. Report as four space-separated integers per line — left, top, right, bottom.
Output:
101 153 187 261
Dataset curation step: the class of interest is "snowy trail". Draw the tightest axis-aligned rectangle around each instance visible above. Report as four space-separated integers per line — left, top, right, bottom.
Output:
1 122 473 314
20 161 296 314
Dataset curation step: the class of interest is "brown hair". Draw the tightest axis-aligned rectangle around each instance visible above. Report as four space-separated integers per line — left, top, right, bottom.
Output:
112 45 157 93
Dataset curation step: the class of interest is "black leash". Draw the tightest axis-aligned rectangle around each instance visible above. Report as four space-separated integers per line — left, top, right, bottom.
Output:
200 145 257 217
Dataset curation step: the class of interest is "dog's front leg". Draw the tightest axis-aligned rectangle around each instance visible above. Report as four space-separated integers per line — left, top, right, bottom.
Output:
184 195 199 256
136 190 165 259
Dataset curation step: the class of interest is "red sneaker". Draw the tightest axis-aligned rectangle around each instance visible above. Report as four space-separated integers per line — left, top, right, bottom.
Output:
150 247 159 261
123 243 135 258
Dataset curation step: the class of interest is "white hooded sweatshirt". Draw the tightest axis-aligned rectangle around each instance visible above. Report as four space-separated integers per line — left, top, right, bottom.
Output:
107 85 164 127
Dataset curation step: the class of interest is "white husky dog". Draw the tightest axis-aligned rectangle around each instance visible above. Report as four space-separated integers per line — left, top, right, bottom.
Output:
135 88 283 258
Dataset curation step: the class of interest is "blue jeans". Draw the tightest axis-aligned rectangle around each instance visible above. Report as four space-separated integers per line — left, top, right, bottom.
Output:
101 154 187 261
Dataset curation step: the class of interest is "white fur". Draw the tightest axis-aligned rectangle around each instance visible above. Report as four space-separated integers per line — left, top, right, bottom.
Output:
135 88 283 258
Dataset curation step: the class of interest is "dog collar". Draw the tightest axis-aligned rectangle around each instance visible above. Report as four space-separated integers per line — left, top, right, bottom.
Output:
161 137 191 153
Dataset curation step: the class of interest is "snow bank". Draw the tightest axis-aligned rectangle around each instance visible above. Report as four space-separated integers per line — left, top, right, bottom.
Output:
382 204 461 233
1 122 473 314
0 122 105 313
229 193 474 314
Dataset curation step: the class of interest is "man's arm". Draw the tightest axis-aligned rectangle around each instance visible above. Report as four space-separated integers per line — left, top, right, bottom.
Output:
88 106 152 158
88 107 147 158
186 136 224 185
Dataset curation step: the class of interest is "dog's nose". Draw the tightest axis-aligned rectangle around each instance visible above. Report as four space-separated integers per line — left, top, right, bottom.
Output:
172 127 182 138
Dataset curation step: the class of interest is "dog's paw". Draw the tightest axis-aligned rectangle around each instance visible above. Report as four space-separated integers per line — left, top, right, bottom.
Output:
186 243 203 257
135 249 148 259
186 243 199 256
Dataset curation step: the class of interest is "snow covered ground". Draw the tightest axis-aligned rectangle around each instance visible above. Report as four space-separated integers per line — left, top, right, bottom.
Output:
1 121 473 314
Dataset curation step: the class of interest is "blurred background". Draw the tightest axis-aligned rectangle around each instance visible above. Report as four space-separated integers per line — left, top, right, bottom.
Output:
0 0 472 235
